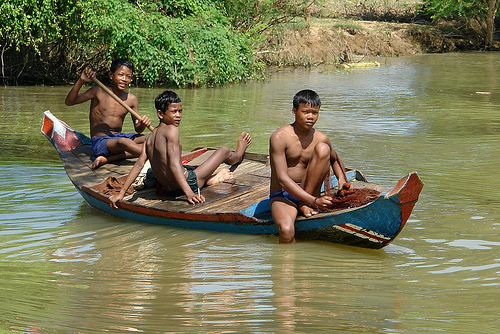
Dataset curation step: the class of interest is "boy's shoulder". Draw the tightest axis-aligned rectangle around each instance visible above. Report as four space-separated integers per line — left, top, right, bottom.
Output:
270 125 296 149
312 128 328 140
156 123 179 136
84 85 101 97
271 124 293 135
125 90 137 99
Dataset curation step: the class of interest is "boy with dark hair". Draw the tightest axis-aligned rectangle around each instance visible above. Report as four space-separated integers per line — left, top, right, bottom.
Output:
109 90 252 208
65 58 152 169
269 89 351 243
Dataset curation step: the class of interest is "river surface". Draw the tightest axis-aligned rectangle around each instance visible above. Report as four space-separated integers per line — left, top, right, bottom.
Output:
1 52 499 333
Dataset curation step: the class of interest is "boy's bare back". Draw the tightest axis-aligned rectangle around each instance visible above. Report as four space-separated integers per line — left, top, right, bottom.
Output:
144 123 181 187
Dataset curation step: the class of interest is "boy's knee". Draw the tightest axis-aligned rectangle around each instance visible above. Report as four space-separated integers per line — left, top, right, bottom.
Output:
117 137 133 145
113 138 141 154
278 222 295 239
279 227 295 244
133 135 145 144
314 142 330 158
218 146 231 156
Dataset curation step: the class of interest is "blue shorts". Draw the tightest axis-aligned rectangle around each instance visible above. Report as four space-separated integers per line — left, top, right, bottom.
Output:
270 190 300 206
91 133 140 157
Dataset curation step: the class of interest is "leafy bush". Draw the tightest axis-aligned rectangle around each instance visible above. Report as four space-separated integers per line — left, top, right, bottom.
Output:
420 0 500 47
76 0 254 86
1 0 258 86
1 0 321 86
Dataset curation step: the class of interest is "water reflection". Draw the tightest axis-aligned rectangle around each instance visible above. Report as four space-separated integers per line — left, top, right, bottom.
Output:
2 52 500 332
33 213 407 332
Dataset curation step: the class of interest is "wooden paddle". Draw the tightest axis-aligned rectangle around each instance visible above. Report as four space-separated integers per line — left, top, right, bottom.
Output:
92 77 154 131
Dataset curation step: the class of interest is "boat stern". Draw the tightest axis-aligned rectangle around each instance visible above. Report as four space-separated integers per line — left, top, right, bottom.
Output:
41 110 89 154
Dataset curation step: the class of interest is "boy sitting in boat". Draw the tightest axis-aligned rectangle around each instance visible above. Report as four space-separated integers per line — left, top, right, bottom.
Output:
269 89 351 243
109 90 252 207
65 58 152 169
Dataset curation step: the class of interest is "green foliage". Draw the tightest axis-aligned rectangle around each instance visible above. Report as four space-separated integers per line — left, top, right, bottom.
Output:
74 0 253 86
136 0 211 17
0 0 313 86
420 0 500 47
0 0 75 52
421 0 489 20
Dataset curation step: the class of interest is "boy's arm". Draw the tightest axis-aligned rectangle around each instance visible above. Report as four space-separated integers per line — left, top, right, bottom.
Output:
166 129 204 204
109 147 148 209
128 94 152 133
329 143 350 189
65 67 97 106
270 132 316 207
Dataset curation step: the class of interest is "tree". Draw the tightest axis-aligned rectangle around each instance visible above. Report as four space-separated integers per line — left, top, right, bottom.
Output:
0 0 77 84
485 0 500 47
422 0 500 48
0 0 320 85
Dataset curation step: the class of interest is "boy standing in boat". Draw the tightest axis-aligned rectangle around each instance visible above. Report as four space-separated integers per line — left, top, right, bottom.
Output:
269 89 351 243
65 58 152 169
109 90 252 207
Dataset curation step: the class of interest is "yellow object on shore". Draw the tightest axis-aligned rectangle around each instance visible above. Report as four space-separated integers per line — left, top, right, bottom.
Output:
340 61 381 69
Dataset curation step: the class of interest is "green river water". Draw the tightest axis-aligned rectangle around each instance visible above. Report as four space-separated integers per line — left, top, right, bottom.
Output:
1 52 499 333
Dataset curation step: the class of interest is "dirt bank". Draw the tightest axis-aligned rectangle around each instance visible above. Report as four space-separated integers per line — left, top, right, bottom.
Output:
257 19 484 67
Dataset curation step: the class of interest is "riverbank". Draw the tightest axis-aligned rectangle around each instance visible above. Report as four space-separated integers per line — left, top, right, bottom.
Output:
1 0 492 86
257 18 489 67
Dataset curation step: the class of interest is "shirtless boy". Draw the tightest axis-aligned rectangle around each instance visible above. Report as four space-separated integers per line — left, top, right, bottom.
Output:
65 58 152 169
109 90 252 208
269 89 351 243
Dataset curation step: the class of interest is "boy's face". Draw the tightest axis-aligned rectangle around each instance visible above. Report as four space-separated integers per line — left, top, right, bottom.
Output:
293 103 319 129
158 102 182 127
109 65 133 90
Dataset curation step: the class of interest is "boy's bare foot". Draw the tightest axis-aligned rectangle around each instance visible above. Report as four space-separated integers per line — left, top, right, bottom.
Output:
299 203 318 218
235 132 252 159
206 168 234 186
92 156 108 169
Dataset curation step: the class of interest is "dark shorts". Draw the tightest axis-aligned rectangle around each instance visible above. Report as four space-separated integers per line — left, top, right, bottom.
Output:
91 133 140 157
154 165 199 196
184 165 199 192
270 190 300 206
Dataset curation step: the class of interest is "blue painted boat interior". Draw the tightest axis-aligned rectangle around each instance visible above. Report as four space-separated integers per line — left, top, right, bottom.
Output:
238 170 361 219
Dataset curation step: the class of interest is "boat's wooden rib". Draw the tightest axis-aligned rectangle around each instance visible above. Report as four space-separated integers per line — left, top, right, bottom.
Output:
42 110 423 248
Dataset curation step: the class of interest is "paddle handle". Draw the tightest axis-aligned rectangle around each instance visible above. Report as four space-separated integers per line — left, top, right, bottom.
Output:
92 77 154 131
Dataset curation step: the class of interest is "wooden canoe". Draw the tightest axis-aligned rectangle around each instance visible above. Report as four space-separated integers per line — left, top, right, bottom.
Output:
41 110 423 249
